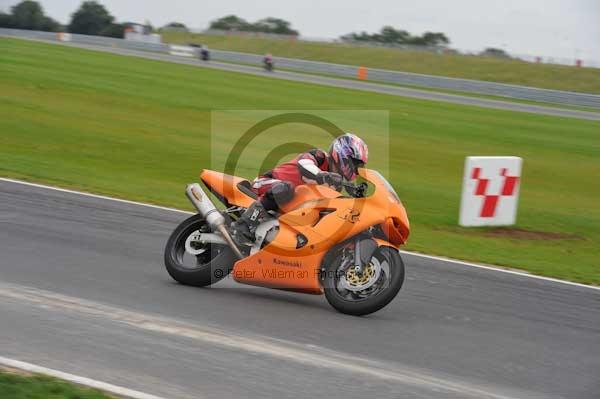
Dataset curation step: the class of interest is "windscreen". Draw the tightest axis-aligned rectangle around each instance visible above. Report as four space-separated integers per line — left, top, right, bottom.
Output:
369 170 401 203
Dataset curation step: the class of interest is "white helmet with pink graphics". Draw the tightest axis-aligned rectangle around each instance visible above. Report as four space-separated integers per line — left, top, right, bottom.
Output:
329 133 369 181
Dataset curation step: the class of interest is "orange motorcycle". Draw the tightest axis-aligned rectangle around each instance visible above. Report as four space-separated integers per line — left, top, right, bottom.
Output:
164 168 410 315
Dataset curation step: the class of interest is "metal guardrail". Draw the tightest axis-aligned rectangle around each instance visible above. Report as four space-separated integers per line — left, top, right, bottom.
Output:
0 28 169 52
2 28 599 108
210 49 600 108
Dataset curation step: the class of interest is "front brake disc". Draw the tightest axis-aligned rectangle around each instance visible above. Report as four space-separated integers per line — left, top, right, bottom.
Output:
339 257 382 292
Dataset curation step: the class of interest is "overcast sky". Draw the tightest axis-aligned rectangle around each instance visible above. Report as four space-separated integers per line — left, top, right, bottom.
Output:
2 0 599 61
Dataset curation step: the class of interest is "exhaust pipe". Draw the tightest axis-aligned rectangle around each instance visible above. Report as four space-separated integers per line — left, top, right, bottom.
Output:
185 183 244 259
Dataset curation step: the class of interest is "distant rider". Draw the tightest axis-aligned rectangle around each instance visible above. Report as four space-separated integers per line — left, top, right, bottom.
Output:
263 53 274 71
200 44 210 61
231 133 369 245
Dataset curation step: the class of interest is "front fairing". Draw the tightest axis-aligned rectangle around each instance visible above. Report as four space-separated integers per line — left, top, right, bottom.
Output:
278 168 410 246
358 168 410 245
230 168 410 292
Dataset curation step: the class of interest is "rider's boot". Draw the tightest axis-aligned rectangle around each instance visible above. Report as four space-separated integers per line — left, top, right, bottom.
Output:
231 201 268 246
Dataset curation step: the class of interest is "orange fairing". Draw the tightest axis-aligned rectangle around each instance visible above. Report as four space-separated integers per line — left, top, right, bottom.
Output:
381 215 410 246
279 184 340 213
200 170 255 208
358 168 410 246
228 168 410 293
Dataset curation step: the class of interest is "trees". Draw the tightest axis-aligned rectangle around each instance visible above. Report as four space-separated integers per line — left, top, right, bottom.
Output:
66 1 129 38
40 15 60 31
99 23 125 38
341 26 450 47
165 22 186 29
412 32 449 46
209 15 250 31
10 0 44 30
209 15 299 35
480 48 510 58
379 26 410 44
0 12 14 28
253 17 298 35
424 32 449 46
0 0 123 37
0 0 60 31
162 22 187 31
68 1 114 35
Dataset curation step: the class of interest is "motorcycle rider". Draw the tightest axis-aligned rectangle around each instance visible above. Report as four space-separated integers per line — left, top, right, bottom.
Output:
231 133 369 245
263 53 274 71
200 44 210 61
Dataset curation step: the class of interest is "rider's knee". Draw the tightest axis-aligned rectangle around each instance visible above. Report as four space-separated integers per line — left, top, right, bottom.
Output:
262 181 294 211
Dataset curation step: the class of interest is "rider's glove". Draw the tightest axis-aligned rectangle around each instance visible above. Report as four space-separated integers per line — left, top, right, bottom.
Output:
316 172 343 191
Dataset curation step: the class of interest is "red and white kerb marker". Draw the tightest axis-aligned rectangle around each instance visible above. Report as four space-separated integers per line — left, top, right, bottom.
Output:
459 156 522 226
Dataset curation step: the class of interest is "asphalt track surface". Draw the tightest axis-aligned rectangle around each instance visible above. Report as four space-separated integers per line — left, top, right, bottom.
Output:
6 36 600 122
1 179 599 398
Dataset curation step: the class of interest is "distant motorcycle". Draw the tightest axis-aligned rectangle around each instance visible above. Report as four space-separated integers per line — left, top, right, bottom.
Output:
189 44 210 61
263 55 274 72
200 48 210 61
163 167 410 316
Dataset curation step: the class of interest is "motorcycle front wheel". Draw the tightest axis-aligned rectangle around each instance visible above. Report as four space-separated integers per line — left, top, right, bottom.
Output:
322 246 405 316
164 214 236 287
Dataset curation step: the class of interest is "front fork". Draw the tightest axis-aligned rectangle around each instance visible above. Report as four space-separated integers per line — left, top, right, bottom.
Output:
350 235 379 275
353 237 362 273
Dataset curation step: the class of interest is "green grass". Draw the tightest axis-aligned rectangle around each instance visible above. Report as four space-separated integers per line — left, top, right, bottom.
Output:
1 37 599 284
162 32 600 94
0 370 114 399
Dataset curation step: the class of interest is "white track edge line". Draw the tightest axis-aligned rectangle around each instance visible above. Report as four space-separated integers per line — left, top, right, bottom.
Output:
1 177 598 291
0 355 167 399
397 250 599 290
0 177 191 215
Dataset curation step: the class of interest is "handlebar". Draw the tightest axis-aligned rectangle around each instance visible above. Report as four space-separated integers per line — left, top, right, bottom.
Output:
342 182 368 198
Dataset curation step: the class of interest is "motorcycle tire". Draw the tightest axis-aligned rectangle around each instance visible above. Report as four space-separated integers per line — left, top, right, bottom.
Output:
323 246 405 316
164 214 236 287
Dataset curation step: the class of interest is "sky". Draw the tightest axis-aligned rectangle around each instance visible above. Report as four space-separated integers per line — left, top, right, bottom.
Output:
2 0 599 62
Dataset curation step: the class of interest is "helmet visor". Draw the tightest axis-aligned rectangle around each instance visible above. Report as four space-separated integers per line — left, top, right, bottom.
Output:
340 158 365 181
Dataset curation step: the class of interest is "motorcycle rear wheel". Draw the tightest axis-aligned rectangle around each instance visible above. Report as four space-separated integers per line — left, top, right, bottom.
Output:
164 214 236 287
323 246 405 316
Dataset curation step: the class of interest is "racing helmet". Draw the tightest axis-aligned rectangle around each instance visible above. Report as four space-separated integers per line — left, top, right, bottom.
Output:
329 133 369 181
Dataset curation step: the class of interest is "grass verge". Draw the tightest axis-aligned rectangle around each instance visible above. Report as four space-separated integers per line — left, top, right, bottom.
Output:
0 369 114 399
163 32 600 94
1 37 599 284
